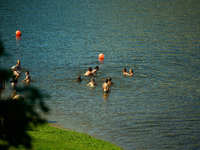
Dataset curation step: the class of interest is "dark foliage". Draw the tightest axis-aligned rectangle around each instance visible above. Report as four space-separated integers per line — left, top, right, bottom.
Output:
0 38 49 149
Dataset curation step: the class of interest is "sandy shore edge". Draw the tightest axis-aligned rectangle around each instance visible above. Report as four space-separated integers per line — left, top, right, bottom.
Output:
49 122 72 131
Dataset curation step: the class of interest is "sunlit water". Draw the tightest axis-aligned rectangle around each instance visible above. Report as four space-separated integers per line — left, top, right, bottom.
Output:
1 0 200 149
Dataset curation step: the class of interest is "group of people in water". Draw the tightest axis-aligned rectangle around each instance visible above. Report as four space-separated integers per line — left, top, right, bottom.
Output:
77 66 134 94
0 61 134 99
0 60 30 99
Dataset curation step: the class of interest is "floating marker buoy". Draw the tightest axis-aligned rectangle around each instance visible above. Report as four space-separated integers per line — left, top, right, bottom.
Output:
16 30 21 36
99 53 104 60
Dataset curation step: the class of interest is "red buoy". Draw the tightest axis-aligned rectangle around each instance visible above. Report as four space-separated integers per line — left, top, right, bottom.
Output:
16 30 21 36
99 53 104 60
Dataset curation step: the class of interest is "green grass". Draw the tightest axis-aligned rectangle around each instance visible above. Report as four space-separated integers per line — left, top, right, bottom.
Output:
9 123 122 150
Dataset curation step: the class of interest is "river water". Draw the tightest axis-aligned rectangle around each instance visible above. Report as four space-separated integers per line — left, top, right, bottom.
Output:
1 0 200 149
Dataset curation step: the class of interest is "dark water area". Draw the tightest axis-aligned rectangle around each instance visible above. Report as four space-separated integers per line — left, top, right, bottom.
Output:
1 0 200 149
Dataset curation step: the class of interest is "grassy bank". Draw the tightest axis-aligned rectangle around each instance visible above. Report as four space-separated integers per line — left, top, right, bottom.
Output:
9 123 122 150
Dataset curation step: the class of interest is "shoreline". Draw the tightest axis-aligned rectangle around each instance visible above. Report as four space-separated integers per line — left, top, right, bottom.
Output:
47 122 123 149
49 122 72 131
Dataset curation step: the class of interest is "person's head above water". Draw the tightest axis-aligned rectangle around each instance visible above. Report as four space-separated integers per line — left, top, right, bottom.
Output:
88 67 92 71
95 66 99 70
108 77 112 81
26 71 29 75
105 79 108 83
123 68 126 72
130 69 133 73
77 76 82 81
91 78 95 82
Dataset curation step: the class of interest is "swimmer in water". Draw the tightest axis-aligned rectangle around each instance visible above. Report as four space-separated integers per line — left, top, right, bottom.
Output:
102 79 110 93
107 77 113 86
10 66 20 90
123 68 130 76
84 67 93 76
129 69 134 76
92 66 99 75
87 78 97 87
22 71 31 86
0 80 5 99
77 76 82 82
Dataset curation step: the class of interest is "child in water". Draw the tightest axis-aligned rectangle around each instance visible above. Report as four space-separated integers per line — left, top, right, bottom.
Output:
77 76 82 82
107 77 113 86
92 66 99 75
129 69 134 76
22 71 31 86
123 68 130 76
87 78 97 87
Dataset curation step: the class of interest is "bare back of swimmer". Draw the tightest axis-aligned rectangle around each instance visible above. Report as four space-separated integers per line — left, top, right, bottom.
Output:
84 67 93 76
102 79 109 93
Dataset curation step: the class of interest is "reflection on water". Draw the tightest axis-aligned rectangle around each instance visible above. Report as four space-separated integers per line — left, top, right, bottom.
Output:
1 0 200 149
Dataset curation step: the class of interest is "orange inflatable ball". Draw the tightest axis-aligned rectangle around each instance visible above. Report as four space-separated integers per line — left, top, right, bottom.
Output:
99 53 104 60
16 30 21 36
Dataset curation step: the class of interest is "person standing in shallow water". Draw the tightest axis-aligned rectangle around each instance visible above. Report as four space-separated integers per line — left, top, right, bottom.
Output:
0 80 5 99
102 79 110 101
10 66 20 90
15 60 21 73
22 71 31 86
102 79 109 93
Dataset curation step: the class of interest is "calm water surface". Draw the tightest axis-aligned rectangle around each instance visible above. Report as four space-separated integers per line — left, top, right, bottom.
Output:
1 0 200 149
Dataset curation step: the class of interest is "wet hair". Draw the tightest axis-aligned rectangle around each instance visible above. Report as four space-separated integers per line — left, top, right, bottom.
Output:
130 69 133 73
95 66 99 69
105 79 108 83
108 77 111 81
91 78 95 82
88 67 92 71
26 71 29 75
123 68 126 72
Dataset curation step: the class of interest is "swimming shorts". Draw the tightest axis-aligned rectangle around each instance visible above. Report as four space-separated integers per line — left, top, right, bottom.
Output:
10 76 18 83
104 91 109 93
